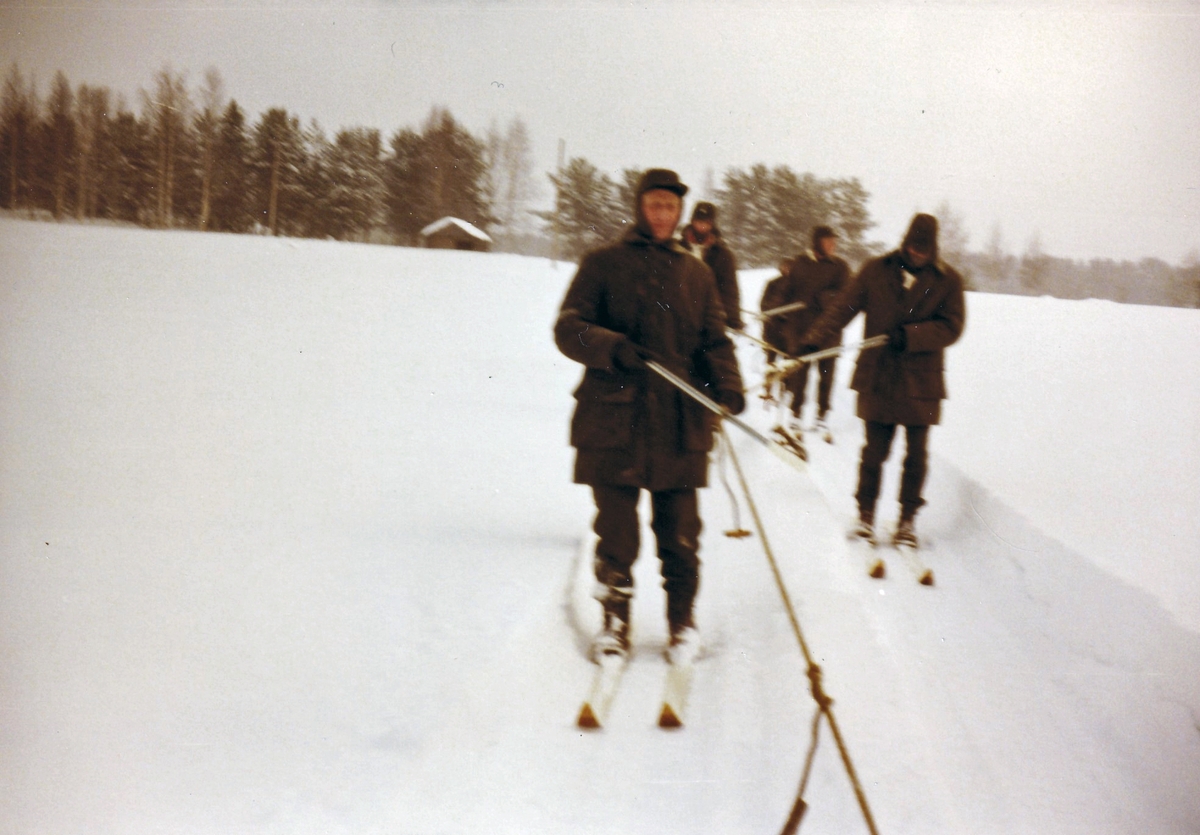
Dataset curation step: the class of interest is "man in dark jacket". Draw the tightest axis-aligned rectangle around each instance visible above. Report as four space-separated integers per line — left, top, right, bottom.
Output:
780 226 851 436
555 169 745 664
681 201 744 331
800 214 966 548
759 257 794 404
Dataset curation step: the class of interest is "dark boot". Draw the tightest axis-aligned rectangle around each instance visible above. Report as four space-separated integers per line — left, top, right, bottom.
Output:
852 507 877 546
893 510 919 549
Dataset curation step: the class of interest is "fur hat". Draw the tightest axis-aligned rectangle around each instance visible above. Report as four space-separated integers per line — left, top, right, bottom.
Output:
691 201 717 223
902 213 939 256
635 168 689 199
811 225 838 251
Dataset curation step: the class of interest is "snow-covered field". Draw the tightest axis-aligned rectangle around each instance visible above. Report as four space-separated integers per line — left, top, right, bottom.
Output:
1 217 1198 834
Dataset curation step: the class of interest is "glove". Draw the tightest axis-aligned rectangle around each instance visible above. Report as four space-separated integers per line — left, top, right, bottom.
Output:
796 344 820 359
887 325 907 352
612 339 648 372
716 389 746 416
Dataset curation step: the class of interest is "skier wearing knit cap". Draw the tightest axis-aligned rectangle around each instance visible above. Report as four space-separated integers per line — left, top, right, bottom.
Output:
798 213 966 550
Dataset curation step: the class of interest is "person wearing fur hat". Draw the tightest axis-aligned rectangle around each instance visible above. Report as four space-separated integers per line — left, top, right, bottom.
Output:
779 225 851 437
798 213 966 549
681 201 744 330
554 169 745 665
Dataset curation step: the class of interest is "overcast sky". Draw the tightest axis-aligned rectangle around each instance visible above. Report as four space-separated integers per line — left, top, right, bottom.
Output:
3 0 1198 262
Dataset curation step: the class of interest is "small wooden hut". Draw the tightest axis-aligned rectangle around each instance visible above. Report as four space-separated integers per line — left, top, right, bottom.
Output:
419 217 493 252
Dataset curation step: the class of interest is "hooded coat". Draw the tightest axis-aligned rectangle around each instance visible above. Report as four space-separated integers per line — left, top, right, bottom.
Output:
802 217 966 426
681 223 743 331
555 222 744 491
779 232 851 352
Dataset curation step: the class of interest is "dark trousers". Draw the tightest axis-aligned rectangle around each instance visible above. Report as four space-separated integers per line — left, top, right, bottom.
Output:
591 485 701 629
855 421 929 519
790 358 837 418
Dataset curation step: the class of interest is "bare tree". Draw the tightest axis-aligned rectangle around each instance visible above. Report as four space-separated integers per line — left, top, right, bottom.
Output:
496 116 538 235
194 67 224 231
933 200 970 264
74 84 110 219
142 65 191 228
1019 231 1049 293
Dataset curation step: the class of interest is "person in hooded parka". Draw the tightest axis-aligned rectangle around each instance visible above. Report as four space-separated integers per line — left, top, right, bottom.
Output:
680 201 744 331
554 169 745 665
780 225 851 435
799 213 966 549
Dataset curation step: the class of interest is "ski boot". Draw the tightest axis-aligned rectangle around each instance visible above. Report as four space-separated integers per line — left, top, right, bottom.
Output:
666 620 701 666
852 509 877 547
816 413 833 444
591 586 631 662
893 517 919 550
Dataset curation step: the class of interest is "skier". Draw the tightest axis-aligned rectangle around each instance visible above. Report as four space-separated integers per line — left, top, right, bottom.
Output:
782 226 851 438
759 257 795 408
554 169 745 665
798 214 966 549
761 257 795 362
681 201 744 331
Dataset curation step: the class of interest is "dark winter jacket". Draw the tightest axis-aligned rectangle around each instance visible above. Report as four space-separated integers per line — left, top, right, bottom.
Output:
780 252 851 352
682 224 743 330
555 229 744 490
802 251 966 426
759 273 790 362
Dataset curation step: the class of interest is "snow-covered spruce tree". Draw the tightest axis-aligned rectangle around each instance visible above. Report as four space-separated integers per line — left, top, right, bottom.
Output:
1 63 38 211
41 71 77 220
208 100 252 233
716 165 874 269
543 157 626 261
320 127 384 242
249 107 306 236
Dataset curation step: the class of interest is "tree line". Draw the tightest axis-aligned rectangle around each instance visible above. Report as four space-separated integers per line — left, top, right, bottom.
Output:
4 61 1197 308
0 63 534 245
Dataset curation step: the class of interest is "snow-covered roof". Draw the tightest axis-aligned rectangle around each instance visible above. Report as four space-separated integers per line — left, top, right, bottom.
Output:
418 216 493 243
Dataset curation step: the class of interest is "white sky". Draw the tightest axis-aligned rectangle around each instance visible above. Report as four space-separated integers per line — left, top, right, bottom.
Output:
3 0 1199 262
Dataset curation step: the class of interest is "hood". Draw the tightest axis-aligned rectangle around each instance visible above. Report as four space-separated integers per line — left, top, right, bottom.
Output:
633 168 688 240
901 213 939 262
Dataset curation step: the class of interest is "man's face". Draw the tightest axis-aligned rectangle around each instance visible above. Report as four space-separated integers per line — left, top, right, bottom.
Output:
691 219 714 239
904 245 933 268
641 190 683 242
818 236 838 259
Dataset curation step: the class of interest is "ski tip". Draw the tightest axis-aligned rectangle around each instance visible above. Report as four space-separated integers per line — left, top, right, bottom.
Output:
577 703 601 729
658 703 683 729
868 559 886 579
919 570 935 587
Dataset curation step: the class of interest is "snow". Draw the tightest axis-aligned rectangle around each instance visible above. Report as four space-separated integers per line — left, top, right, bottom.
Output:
1 217 1198 834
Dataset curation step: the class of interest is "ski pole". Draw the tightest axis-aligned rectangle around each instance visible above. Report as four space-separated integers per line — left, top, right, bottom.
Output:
645 361 805 472
731 327 792 357
742 300 809 321
765 335 890 384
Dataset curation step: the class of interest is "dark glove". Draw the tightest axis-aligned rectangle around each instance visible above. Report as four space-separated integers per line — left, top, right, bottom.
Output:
887 325 907 352
612 339 648 372
716 389 746 416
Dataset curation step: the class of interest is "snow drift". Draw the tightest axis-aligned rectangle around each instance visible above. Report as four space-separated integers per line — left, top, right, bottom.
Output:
1 218 1198 834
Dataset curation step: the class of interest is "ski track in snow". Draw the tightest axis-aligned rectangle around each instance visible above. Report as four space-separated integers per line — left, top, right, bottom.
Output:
1 220 1198 834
